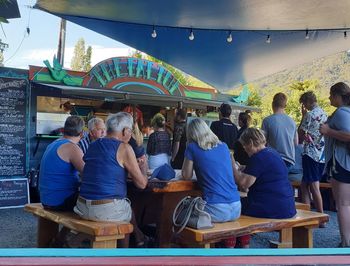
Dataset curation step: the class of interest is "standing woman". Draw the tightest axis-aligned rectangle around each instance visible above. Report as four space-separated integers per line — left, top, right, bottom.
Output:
233 110 252 165
298 91 327 220
320 82 350 247
147 113 171 169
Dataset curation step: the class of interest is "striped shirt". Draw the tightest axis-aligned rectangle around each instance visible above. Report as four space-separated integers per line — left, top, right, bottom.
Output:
78 133 91 154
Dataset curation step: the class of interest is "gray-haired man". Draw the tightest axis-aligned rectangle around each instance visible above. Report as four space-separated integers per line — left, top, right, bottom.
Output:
78 117 106 154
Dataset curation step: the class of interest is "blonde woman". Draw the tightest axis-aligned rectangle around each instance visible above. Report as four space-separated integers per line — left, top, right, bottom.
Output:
147 113 171 169
182 118 241 223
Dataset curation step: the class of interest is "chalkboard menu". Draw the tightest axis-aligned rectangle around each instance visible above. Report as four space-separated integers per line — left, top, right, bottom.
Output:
0 77 27 177
0 178 29 209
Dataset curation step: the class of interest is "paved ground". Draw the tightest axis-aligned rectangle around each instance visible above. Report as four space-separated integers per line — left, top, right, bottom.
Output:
0 208 340 248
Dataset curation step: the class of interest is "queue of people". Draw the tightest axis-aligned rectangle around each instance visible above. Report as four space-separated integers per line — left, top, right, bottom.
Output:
38 81 350 248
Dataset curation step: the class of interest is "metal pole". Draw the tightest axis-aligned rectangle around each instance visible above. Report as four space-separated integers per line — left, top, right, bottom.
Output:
57 19 66 66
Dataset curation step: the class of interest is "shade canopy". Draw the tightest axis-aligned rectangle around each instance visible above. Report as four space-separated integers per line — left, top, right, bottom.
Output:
0 0 20 22
35 0 350 90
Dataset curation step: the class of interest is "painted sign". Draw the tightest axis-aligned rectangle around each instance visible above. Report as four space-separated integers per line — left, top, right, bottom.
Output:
29 57 216 100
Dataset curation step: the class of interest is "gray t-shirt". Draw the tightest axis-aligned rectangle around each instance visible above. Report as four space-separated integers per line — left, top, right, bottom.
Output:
324 106 350 171
261 113 297 165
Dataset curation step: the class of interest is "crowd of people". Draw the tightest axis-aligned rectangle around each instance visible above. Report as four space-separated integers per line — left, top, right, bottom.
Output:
38 82 350 248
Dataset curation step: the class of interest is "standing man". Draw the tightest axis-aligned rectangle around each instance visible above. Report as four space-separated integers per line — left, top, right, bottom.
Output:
261 93 298 171
298 91 327 219
171 109 187 169
78 117 106 154
210 103 238 151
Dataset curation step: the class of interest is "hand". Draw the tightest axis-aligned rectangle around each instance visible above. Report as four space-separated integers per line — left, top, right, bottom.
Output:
319 123 330 135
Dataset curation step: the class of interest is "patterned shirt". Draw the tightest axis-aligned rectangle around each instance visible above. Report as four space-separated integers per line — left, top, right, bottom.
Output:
78 132 91 154
299 105 328 162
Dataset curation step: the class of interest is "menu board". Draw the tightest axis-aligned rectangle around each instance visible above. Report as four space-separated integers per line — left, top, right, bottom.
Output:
0 178 29 209
0 77 27 177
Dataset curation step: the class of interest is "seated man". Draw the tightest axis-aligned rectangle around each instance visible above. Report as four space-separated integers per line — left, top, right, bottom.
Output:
39 115 85 210
78 117 106 154
39 115 85 247
74 112 149 247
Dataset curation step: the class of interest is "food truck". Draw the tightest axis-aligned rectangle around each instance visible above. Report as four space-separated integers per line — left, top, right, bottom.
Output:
0 57 258 208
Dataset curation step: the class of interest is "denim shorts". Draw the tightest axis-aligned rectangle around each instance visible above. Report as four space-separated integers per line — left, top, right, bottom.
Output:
204 201 241 223
74 197 132 222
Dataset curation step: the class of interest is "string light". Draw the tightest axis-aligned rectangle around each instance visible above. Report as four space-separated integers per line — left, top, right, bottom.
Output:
305 30 310 39
146 25 350 43
189 29 195 41
151 26 157 38
227 31 233 43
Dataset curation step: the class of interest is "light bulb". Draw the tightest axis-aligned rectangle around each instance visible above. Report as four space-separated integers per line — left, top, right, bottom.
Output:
227 32 233 43
266 35 271 44
189 30 194 41
151 29 157 38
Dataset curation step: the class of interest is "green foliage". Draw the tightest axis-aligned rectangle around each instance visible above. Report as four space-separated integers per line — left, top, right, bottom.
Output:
70 38 92 71
245 79 335 127
83 46 92 72
128 50 212 88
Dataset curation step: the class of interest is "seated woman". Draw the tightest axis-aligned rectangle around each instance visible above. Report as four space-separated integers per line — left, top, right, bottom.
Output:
74 112 149 247
182 118 241 223
233 128 296 219
147 113 171 169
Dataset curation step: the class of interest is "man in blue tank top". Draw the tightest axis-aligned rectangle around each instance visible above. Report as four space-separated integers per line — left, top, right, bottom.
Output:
39 115 85 247
74 112 149 248
39 115 85 210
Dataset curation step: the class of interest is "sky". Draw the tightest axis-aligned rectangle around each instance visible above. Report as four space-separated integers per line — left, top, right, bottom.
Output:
1 0 134 69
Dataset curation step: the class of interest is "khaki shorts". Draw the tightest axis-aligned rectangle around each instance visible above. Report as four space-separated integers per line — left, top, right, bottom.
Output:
74 197 132 222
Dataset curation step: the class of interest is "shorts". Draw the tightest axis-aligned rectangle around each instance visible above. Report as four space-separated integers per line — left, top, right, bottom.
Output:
204 201 241 223
74 197 132 222
302 155 325 183
327 158 350 184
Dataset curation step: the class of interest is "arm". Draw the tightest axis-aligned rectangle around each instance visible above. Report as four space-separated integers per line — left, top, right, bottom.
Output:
171 141 180 162
320 123 350 142
231 156 256 191
118 143 148 189
69 145 85 173
182 158 193 179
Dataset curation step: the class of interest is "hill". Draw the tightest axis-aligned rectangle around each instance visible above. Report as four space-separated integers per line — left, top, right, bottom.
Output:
247 50 350 96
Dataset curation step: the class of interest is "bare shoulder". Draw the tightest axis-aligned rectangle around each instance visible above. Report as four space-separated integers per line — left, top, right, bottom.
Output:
61 141 82 155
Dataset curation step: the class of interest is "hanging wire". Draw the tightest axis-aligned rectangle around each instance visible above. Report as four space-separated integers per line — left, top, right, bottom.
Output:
4 1 33 63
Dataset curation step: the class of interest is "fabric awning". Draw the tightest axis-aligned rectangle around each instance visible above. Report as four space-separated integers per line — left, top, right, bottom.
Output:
34 0 350 90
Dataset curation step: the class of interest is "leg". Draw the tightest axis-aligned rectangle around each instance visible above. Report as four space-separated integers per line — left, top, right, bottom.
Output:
293 227 313 248
270 228 293 248
301 182 311 205
310 181 324 213
130 211 146 247
331 178 350 247
37 217 59 247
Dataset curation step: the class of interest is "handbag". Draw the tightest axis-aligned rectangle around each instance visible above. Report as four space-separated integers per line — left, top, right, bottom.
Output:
172 196 213 234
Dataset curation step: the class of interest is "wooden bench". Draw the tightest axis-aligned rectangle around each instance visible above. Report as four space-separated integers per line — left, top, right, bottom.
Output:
24 203 133 248
176 209 328 248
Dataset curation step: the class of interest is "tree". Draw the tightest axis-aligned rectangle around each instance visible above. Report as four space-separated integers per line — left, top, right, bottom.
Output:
83 46 92 72
0 51 3 67
70 38 92 71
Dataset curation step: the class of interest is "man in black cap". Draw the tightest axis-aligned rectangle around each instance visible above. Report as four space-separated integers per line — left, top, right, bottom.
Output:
210 103 238 151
